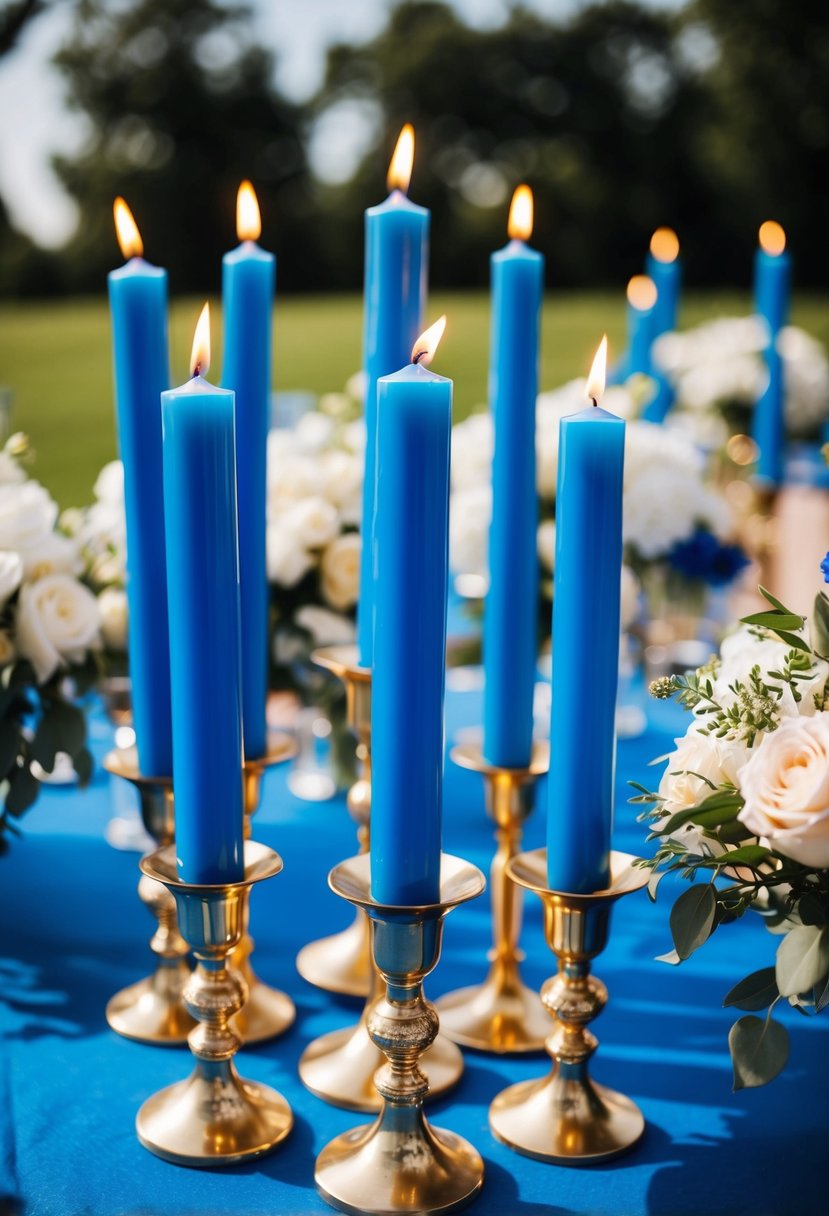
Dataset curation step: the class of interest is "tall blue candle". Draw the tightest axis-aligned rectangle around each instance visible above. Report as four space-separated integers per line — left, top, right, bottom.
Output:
221 181 274 760
162 305 244 885
483 186 543 768
751 221 791 487
370 318 451 906
108 198 173 778
547 339 625 894
358 124 429 667
625 275 658 376
645 228 681 338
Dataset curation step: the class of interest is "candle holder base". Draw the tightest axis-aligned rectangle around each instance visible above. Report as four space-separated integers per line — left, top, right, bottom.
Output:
300 645 373 999
103 747 194 1046
314 852 486 1216
488 848 648 1166
435 742 549 1055
136 840 294 1168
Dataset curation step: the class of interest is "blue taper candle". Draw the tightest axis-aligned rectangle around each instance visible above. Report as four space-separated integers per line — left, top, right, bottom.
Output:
108 198 173 778
162 304 244 884
645 228 682 339
370 317 451 906
358 124 429 667
483 186 544 768
752 221 791 487
221 181 274 760
547 338 625 894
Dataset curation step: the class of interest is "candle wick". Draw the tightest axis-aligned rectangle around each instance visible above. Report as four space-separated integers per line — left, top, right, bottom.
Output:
412 350 426 365
591 397 598 408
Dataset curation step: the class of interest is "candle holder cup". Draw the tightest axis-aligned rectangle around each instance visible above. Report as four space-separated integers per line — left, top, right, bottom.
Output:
135 840 293 1167
314 852 486 1216
103 747 194 1045
435 740 550 1054
296 645 373 998
488 848 648 1165
228 730 298 1045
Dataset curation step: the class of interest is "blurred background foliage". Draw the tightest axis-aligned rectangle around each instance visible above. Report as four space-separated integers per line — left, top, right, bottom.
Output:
0 0 827 298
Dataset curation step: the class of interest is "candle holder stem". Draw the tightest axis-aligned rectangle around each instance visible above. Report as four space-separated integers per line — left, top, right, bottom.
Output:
136 841 293 1167
314 853 486 1216
435 742 549 1053
296 645 373 998
103 747 194 1045
488 849 648 1164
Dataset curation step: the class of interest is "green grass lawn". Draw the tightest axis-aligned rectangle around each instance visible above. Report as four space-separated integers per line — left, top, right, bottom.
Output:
1 290 828 507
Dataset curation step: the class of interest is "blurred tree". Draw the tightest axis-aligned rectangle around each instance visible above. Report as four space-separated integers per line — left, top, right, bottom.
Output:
312 0 719 289
0 0 44 58
686 0 829 286
52 0 313 293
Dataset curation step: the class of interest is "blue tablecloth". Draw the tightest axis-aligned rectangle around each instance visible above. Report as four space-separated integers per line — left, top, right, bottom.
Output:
1 683 826 1216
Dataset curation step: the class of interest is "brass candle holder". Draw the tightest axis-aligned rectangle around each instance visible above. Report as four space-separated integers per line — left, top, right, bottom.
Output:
315 852 486 1216
136 840 294 1167
103 746 194 1045
229 729 297 1045
296 644 373 998
488 848 648 1165
436 740 550 1054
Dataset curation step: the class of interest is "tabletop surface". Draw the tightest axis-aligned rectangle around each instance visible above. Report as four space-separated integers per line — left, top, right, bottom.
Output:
1 678 826 1216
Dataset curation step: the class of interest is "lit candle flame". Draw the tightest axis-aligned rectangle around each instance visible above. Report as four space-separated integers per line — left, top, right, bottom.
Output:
649 226 679 264
113 197 143 259
586 336 608 405
190 302 211 378
508 185 533 241
411 315 447 367
759 220 786 256
237 180 262 242
387 123 415 194
627 274 658 311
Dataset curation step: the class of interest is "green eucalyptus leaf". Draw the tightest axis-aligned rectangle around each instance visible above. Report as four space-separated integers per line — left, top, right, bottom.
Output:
51 701 86 757
742 611 805 631
811 591 829 658
758 586 795 614
714 845 770 867
729 1015 789 1090
655 948 681 965
73 747 93 787
723 967 779 1011
30 711 60 773
0 720 19 779
776 925 829 997
670 883 717 960
5 763 40 816
766 629 811 654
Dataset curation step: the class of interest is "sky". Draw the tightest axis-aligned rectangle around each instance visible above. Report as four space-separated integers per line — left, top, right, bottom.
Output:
0 0 681 249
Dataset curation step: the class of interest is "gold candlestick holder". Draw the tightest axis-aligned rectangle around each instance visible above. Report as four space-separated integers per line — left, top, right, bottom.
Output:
228 730 297 1045
488 848 648 1165
315 852 486 1216
136 840 294 1167
296 644 373 998
103 746 194 1045
436 740 550 1054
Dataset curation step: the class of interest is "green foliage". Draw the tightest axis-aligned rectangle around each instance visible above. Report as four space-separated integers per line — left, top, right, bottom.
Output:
729 1014 789 1090
724 968 779 1012
670 883 717 960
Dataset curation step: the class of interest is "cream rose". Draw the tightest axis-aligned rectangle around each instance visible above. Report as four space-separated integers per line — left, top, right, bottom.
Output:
280 497 339 550
20 532 82 581
715 624 829 720
266 527 312 588
98 587 129 651
16 574 101 683
295 604 356 646
738 714 829 867
0 480 58 553
0 550 23 605
659 726 749 819
320 533 360 611
93 460 125 506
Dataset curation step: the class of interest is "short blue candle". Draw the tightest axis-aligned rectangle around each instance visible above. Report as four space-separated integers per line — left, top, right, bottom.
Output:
162 305 244 885
645 228 682 338
221 182 274 760
483 186 544 769
370 320 451 905
751 221 791 486
108 198 173 778
358 124 429 667
547 340 625 894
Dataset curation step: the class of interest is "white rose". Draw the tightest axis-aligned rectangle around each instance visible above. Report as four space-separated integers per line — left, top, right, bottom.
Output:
345 370 366 403
0 629 15 664
715 624 829 720
20 532 82 581
280 497 340 550
0 451 25 485
342 418 366 454
94 460 125 506
738 714 829 867
266 527 313 588
319 450 363 512
320 533 361 611
0 480 58 553
267 457 324 511
537 519 556 572
294 411 335 453
295 604 356 646
658 726 749 820
98 587 128 650
16 574 101 683
449 485 491 578
0 550 23 605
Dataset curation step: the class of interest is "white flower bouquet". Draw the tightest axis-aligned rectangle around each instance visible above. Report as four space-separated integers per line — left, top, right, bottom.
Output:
0 436 100 849
636 580 829 1088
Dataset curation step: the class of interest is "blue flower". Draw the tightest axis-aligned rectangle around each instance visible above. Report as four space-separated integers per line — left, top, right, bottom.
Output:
668 530 750 587
821 552 829 584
